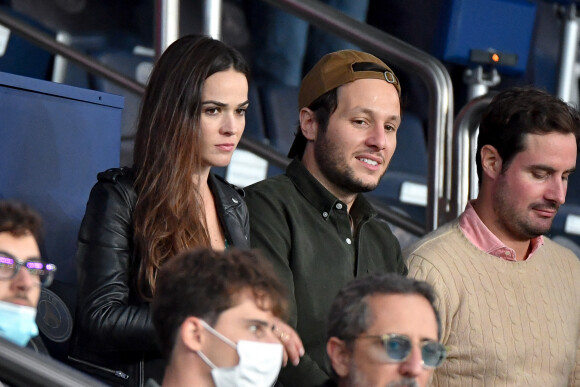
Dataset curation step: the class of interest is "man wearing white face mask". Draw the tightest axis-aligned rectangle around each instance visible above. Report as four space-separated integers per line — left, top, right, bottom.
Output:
0 200 57 352
150 248 290 387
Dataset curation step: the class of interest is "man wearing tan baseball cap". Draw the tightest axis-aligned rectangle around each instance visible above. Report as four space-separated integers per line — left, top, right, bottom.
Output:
245 50 407 386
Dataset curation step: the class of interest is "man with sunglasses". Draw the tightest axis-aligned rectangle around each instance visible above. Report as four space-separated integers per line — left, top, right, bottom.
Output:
324 273 445 387
0 199 56 353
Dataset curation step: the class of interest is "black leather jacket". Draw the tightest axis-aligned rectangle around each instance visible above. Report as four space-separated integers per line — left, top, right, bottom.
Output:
68 167 249 386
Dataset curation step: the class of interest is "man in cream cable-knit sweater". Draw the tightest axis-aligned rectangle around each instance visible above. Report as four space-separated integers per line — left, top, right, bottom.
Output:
405 87 580 386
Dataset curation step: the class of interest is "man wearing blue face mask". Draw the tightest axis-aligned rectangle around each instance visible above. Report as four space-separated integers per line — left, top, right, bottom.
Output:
0 200 57 352
150 248 293 387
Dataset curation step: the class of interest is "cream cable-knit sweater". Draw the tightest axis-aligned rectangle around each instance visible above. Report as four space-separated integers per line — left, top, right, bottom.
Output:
405 221 580 387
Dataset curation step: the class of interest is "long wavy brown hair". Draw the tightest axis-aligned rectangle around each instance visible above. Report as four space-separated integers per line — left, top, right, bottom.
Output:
132 35 249 299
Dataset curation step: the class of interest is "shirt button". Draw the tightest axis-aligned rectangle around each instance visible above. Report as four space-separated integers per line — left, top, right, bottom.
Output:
504 251 510 256
322 212 329 218
346 238 352 244
336 203 343 210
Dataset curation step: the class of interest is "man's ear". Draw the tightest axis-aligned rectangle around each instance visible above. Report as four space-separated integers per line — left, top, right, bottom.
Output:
327 337 352 378
480 144 503 179
299 107 319 141
180 317 204 352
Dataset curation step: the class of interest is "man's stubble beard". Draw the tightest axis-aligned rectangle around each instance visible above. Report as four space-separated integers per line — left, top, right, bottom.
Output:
493 175 558 239
313 131 387 195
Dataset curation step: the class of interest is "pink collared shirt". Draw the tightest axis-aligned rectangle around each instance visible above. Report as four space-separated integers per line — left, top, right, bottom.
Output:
458 201 544 261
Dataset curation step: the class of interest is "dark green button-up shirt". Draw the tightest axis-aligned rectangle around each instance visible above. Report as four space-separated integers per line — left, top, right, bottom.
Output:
245 159 407 386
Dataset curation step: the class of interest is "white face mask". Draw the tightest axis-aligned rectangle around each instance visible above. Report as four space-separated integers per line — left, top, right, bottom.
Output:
0 300 38 347
196 320 283 387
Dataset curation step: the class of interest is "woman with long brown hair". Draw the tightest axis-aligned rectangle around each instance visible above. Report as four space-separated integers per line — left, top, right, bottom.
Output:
68 35 282 386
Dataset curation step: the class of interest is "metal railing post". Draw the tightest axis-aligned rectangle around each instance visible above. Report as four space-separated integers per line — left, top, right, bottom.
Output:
450 94 493 216
203 0 222 39
154 0 180 57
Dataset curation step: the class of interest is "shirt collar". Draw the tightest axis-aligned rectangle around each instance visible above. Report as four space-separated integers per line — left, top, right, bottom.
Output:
459 200 544 261
286 158 376 221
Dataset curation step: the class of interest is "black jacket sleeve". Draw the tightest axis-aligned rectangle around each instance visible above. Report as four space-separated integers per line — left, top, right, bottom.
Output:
75 169 157 353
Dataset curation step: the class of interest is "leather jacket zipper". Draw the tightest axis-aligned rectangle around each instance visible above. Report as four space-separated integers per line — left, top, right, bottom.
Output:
68 356 129 380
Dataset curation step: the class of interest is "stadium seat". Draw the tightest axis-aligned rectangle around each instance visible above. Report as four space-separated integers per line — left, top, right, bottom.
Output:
0 71 123 362
93 49 150 168
258 85 299 177
367 112 428 224
0 5 53 80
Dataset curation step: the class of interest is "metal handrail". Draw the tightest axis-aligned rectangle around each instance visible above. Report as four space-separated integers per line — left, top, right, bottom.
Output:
0 8 146 95
261 0 454 231
450 94 494 217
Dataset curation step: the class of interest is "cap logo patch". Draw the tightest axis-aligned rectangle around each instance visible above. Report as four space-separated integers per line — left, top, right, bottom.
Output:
384 70 396 84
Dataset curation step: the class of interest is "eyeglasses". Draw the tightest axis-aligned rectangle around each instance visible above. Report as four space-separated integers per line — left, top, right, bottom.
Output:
0 251 57 287
357 333 446 369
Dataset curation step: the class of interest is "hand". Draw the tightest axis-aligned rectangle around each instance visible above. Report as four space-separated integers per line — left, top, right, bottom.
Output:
272 318 305 366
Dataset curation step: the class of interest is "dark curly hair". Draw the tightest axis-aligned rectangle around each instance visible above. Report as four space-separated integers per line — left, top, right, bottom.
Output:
151 248 288 357
0 199 43 246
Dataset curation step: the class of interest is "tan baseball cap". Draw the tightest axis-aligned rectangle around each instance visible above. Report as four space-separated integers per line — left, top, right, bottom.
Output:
288 49 400 158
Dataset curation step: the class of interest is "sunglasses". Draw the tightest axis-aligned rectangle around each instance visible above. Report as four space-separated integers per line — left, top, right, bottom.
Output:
0 251 57 287
357 333 446 368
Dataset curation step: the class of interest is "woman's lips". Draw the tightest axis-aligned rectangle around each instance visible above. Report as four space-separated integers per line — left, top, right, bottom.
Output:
216 143 235 152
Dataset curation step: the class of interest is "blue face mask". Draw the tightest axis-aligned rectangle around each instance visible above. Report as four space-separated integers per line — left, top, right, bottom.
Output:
0 300 39 347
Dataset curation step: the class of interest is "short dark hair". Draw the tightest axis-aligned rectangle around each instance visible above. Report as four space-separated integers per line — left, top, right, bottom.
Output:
327 273 441 348
476 87 580 185
151 248 288 356
0 199 43 246
290 88 338 160
310 88 339 137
